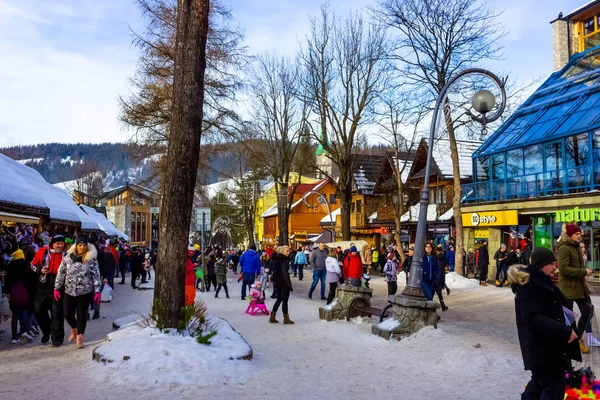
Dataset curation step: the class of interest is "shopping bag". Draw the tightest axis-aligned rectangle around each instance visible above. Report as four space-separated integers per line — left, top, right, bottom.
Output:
101 284 113 302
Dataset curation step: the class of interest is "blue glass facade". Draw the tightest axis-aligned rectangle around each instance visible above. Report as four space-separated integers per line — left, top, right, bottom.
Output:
463 45 600 203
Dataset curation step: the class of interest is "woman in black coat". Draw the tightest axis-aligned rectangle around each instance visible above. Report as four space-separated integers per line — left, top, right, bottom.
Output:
269 246 294 325
509 247 580 399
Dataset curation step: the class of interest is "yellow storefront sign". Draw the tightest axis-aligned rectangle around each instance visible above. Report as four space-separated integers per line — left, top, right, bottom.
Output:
474 229 488 239
462 210 518 227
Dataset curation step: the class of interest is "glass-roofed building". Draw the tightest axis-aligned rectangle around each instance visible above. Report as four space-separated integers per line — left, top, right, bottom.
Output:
460 0 600 277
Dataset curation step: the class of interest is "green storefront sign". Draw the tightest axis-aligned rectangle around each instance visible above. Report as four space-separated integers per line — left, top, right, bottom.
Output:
555 207 600 223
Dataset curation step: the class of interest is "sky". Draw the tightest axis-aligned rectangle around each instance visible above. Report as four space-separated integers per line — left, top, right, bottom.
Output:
0 0 589 147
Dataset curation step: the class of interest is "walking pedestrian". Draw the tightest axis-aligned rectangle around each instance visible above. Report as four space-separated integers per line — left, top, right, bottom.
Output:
509 247 581 400
421 243 439 303
5 248 37 344
325 248 342 305
446 245 456 273
308 242 328 300
401 244 414 279
383 252 399 296
129 247 144 289
31 234 66 346
478 240 490 286
294 245 307 281
343 246 363 287
558 224 600 354
215 257 229 298
95 246 116 320
185 248 197 306
361 244 372 275
239 245 261 300
466 248 477 278
494 244 508 287
118 247 128 285
54 237 101 349
269 246 294 324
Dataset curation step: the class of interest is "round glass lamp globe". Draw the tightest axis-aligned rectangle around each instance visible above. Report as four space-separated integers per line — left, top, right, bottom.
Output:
471 90 495 114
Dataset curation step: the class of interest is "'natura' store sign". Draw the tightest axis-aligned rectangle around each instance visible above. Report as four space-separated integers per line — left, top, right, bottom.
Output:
555 207 600 223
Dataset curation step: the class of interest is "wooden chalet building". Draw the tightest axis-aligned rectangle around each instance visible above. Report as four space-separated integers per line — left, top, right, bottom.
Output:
97 182 160 248
260 179 337 248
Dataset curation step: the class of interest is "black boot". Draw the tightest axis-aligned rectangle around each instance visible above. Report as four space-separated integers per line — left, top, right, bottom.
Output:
441 301 448 311
93 310 99 320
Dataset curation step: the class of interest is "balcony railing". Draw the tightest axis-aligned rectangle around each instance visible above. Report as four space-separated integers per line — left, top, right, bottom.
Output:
462 165 598 204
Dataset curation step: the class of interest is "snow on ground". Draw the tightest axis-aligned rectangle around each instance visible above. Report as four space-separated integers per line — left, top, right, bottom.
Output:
5 269 597 400
445 272 481 289
93 316 251 387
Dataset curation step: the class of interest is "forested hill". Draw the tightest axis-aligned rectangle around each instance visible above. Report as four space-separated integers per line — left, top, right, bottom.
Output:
0 143 156 188
0 142 247 188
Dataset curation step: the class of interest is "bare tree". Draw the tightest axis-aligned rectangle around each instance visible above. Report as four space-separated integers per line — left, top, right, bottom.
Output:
230 55 310 246
70 161 104 206
373 89 426 259
300 6 389 240
375 0 506 275
154 0 210 329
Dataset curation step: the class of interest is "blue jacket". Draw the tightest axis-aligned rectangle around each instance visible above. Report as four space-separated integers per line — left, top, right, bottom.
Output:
422 254 439 285
445 250 455 267
240 250 261 275
295 251 307 265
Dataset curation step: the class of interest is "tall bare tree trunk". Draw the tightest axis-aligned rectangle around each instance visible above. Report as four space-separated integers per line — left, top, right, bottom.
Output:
394 170 406 262
445 107 464 276
155 0 210 329
341 182 352 241
278 183 290 246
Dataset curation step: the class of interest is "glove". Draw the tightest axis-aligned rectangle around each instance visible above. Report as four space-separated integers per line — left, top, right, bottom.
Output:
53 290 61 301
94 292 102 304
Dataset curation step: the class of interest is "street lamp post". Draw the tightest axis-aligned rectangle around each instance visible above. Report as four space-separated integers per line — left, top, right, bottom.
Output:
303 189 336 242
401 68 507 299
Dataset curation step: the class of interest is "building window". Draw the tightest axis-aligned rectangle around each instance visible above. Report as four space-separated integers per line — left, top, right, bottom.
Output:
580 16 600 51
351 202 355 213
329 194 337 204
356 200 362 213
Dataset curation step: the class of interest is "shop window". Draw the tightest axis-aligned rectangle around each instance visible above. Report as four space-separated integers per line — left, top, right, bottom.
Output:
490 153 505 180
566 133 589 167
141 213 147 243
474 156 489 182
506 148 524 177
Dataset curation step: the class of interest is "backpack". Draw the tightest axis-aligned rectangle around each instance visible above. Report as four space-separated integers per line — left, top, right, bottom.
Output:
10 281 29 310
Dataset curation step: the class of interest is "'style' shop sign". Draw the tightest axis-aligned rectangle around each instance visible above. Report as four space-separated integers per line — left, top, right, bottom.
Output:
462 210 518 227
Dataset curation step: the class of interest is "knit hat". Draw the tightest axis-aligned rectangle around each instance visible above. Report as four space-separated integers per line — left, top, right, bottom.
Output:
436 244 442 249
530 247 556 270
350 246 358 253
12 249 24 260
566 224 582 237
501 244 506 250
409 244 415 250
76 236 88 245
50 234 65 245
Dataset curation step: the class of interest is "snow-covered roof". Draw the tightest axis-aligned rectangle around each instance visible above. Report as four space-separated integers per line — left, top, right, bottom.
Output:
431 139 481 179
438 208 455 221
0 154 102 227
320 208 341 224
353 155 385 195
367 211 378 223
261 203 278 218
80 205 129 239
565 0 598 18
400 204 439 223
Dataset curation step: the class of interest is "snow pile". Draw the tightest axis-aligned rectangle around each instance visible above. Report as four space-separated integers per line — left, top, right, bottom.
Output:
350 316 369 325
445 272 480 290
377 317 400 331
321 299 337 311
93 315 252 388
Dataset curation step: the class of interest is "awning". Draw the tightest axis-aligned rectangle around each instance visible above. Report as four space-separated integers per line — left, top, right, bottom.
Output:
0 211 40 224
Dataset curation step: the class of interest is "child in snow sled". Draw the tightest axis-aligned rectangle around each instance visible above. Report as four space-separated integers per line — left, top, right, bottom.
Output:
245 281 269 316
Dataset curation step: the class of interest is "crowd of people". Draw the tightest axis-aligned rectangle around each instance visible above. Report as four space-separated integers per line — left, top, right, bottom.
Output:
1 233 155 348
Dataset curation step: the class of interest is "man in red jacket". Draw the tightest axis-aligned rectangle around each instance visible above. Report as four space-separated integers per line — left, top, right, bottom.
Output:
31 234 66 346
344 246 363 287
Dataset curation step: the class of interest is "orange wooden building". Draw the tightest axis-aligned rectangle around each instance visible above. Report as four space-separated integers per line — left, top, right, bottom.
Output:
260 179 338 248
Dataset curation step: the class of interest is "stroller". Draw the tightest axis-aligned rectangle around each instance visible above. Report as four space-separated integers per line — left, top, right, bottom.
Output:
245 281 269 316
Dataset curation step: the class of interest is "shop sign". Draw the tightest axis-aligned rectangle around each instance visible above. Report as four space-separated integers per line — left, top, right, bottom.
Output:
474 229 488 239
381 227 390 235
462 210 518 227
555 207 600 223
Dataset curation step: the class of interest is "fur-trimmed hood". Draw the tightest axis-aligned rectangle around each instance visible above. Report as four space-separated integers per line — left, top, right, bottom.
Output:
66 243 98 264
508 264 530 286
